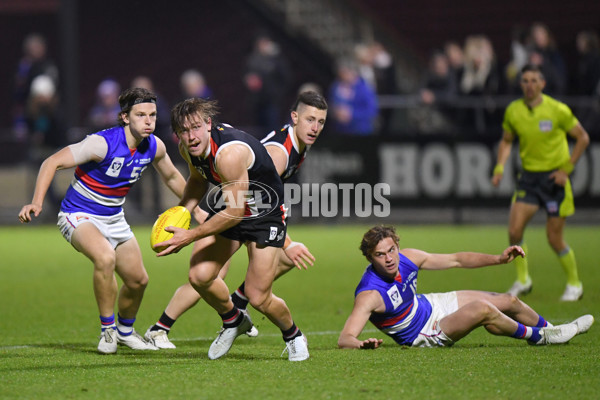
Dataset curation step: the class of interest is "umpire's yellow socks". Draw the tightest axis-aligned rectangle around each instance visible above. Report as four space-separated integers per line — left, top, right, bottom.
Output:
515 243 529 283
558 246 581 287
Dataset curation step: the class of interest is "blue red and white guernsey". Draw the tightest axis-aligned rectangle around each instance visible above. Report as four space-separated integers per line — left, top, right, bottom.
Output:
61 126 157 216
186 123 285 219
260 124 308 182
355 253 432 345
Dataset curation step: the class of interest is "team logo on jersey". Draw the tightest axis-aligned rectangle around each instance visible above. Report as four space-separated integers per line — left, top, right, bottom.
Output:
276 229 285 241
387 286 402 309
539 120 553 132
106 157 125 177
269 227 278 241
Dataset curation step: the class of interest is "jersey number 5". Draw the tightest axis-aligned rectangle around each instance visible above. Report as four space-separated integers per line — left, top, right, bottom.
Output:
129 166 147 183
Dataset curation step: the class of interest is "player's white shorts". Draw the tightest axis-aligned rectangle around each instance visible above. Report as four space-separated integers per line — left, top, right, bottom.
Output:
57 211 134 249
411 291 458 348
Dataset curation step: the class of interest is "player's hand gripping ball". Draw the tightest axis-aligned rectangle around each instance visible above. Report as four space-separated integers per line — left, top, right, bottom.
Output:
150 206 191 253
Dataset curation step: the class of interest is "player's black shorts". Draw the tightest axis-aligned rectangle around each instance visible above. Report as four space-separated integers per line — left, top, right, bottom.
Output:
513 170 574 217
201 187 287 248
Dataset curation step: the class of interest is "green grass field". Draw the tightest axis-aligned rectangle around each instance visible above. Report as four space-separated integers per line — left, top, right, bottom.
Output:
1 224 599 399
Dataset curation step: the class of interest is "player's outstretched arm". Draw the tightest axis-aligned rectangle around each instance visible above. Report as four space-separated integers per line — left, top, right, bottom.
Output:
407 245 525 271
338 291 383 350
18 146 78 223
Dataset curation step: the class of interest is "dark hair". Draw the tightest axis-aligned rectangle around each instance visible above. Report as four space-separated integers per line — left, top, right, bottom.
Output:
117 87 157 126
520 64 545 80
359 225 400 260
171 98 220 135
291 90 328 112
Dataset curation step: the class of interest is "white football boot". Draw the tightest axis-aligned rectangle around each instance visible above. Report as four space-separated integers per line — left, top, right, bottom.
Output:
98 328 117 354
116 329 158 350
144 326 176 349
282 334 309 361
571 314 594 334
560 283 583 302
208 314 252 360
530 323 578 345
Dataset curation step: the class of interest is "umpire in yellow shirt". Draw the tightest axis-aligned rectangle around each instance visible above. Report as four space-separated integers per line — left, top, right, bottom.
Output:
492 64 590 301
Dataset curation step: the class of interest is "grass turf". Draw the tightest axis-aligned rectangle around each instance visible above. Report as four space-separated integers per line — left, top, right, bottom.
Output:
1 224 598 399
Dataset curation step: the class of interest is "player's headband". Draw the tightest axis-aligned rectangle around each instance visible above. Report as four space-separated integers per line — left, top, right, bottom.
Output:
122 97 156 111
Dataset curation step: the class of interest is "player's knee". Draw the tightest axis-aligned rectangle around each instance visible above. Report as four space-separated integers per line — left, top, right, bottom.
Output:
471 300 498 321
507 292 521 306
125 270 149 291
188 268 213 288
246 290 272 313
93 252 116 274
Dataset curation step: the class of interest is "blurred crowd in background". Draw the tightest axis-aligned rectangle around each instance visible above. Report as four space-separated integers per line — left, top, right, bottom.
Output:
9 22 600 164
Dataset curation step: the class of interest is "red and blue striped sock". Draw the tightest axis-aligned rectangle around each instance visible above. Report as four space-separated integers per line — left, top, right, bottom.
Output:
100 314 116 332
512 323 541 343
536 315 551 328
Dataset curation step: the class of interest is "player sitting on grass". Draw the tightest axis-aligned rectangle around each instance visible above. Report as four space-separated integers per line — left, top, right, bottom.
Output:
338 225 594 349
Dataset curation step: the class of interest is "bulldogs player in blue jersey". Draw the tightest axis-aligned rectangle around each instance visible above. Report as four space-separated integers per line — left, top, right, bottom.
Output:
145 91 327 351
153 97 313 361
338 226 593 349
18 88 190 354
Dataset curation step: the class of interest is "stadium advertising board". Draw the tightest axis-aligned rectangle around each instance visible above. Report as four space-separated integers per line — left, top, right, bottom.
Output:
296 136 600 213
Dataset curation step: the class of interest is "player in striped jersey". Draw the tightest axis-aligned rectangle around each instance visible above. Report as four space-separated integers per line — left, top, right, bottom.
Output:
145 91 328 351
338 226 593 349
18 88 190 354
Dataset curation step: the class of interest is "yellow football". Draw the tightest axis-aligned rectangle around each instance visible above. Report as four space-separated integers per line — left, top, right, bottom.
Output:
150 206 191 253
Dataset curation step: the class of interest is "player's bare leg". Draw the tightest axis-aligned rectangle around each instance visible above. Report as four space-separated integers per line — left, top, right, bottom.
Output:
457 290 546 327
164 283 202 318
71 223 118 317
439 299 520 341
164 257 232 319
114 237 148 319
244 243 293 330
442 298 579 345
188 235 240 314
